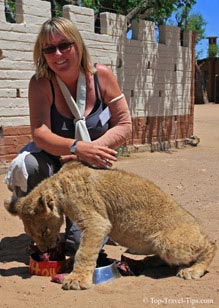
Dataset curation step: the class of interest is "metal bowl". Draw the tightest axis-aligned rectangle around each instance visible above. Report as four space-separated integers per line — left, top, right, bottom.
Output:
93 261 121 284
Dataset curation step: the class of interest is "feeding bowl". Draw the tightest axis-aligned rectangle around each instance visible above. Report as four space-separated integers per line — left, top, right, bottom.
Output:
93 261 121 284
29 253 66 277
29 251 121 285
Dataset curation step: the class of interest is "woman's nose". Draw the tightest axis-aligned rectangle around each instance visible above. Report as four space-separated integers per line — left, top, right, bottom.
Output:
54 47 63 56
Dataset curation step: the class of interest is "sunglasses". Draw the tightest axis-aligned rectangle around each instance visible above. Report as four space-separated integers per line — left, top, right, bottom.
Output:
42 42 74 55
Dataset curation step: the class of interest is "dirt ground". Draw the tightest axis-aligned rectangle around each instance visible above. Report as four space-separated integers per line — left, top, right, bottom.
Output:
0 103 219 308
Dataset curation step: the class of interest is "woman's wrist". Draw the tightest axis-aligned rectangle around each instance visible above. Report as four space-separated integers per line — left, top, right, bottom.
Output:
70 140 79 154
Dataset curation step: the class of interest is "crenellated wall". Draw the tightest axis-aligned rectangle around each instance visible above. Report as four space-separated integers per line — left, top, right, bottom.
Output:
0 0 195 170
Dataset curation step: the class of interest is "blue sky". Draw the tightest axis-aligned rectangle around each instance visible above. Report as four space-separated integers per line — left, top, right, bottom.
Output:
127 0 217 58
190 0 219 58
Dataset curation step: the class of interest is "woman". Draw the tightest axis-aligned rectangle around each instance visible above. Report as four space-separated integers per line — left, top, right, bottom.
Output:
6 16 132 247
29 16 131 171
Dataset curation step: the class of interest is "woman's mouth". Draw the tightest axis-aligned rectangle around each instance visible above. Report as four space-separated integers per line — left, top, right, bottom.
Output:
55 59 67 65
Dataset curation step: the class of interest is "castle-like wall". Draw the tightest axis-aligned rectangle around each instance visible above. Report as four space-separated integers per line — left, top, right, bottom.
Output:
0 0 195 168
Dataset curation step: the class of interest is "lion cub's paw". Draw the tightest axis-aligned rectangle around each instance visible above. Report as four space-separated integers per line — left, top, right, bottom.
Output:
177 267 205 280
62 273 93 290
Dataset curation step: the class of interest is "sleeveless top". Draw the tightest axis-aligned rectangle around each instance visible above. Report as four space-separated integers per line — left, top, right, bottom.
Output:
50 73 109 141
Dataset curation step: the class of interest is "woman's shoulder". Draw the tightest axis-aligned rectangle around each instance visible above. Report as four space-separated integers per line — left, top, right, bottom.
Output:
94 63 116 84
29 74 51 92
93 64 122 103
95 63 112 75
29 74 53 103
29 74 50 86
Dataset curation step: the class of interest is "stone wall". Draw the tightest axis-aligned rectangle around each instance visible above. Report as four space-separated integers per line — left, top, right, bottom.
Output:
0 0 195 170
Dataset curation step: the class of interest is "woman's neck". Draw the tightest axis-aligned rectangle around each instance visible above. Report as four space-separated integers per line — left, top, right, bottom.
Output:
56 69 81 97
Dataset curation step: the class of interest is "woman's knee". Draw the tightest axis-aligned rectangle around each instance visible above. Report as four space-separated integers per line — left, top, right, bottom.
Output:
24 153 40 177
24 153 45 191
24 152 60 192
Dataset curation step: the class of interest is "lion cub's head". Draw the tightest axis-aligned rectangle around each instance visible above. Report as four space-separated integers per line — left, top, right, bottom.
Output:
5 192 64 252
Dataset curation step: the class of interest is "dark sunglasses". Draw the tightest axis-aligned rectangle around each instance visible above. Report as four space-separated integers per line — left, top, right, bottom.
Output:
42 42 74 55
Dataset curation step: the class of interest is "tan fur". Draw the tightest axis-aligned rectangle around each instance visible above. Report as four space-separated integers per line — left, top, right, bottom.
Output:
5 162 216 290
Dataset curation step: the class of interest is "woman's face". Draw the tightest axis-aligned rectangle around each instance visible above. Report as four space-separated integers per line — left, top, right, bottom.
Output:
42 32 80 76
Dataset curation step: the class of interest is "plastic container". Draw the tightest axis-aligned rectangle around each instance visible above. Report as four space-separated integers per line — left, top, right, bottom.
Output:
29 254 66 277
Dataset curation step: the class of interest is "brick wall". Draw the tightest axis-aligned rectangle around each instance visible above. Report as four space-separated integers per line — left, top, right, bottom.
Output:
0 0 195 171
196 57 219 103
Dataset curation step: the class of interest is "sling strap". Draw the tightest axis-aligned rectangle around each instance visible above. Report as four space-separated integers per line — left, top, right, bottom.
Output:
56 72 91 142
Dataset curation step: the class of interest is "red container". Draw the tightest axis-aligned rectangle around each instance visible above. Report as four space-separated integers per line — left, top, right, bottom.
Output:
29 255 66 277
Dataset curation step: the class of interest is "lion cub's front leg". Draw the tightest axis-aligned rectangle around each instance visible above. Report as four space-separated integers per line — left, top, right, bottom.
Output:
62 217 111 290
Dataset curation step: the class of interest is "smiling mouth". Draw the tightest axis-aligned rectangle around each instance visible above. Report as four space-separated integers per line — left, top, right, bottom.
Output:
55 59 67 65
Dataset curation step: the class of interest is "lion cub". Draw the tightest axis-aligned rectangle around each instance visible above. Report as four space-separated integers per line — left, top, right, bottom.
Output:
5 162 216 290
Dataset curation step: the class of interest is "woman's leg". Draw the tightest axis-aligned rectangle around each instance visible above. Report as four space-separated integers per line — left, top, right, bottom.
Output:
13 151 61 197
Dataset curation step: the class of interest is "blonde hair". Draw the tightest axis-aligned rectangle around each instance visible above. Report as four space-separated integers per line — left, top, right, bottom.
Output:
33 17 95 79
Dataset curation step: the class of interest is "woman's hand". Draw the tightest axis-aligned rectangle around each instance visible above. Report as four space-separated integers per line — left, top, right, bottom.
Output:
75 141 117 168
59 154 78 164
59 141 117 168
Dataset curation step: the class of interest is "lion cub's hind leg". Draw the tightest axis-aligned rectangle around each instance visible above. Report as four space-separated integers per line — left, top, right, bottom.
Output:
151 224 216 280
177 240 216 279
62 215 111 290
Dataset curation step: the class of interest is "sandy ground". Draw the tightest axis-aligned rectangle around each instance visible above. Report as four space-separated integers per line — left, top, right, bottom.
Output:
0 103 219 308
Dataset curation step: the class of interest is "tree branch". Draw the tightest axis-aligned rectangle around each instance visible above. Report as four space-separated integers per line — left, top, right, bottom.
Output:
126 0 157 25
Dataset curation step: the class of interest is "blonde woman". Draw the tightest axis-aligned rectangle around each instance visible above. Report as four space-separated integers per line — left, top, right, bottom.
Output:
5 17 132 248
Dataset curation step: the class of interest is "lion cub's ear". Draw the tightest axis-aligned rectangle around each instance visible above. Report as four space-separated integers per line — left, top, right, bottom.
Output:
37 195 56 215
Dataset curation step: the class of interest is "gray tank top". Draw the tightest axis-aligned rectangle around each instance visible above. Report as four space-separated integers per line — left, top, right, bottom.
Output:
50 72 109 141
